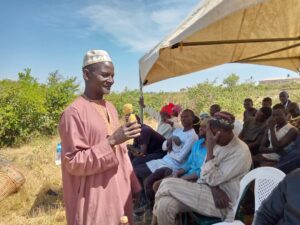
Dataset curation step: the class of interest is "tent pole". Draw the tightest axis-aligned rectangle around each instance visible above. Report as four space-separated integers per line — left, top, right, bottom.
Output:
235 43 300 62
139 66 144 124
171 36 300 48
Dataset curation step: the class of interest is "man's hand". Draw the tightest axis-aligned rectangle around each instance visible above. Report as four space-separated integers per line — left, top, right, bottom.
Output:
267 117 276 129
165 119 174 127
126 144 144 156
172 169 185 178
211 186 231 209
166 138 173 152
108 122 141 146
206 121 220 161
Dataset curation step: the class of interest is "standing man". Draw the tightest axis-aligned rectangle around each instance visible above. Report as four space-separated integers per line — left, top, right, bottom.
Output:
279 91 291 109
59 50 141 225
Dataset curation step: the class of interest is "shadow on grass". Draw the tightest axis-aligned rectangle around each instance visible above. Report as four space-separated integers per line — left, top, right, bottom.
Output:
29 185 63 217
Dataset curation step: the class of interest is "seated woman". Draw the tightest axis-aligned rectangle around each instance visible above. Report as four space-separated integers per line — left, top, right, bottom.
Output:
139 97 182 139
239 107 272 155
253 104 298 167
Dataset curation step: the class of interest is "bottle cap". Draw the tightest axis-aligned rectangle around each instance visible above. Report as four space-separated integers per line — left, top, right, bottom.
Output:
120 216 128 223
123 104 133 114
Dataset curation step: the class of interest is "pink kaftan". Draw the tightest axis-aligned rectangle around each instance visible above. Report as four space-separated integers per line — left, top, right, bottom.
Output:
59 96 141 225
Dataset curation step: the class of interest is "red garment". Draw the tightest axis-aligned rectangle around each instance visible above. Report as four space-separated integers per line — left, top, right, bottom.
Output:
160 103 175 117
59 96 141 225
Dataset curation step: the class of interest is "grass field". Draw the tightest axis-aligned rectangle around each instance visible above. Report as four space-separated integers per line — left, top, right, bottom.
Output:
0 136 65 225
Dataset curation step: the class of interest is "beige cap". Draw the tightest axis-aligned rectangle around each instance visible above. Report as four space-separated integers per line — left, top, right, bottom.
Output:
82 50 112 68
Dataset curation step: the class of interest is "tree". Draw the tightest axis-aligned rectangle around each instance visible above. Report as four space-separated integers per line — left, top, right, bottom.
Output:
223 73 239 88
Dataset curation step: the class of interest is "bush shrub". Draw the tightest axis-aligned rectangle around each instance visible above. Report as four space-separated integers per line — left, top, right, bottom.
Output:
0 69 79 147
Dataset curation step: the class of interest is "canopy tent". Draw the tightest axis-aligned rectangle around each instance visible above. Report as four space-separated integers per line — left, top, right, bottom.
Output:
139 0 300 86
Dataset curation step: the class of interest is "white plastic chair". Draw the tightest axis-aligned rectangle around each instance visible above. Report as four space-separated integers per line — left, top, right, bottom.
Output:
213 167 285 225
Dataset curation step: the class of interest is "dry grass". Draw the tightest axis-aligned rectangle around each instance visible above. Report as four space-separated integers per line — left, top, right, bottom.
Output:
0 136 65 225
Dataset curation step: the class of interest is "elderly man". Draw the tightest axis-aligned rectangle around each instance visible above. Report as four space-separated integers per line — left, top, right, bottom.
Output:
279 91 291 109
151 112 252 225
59 50 141 225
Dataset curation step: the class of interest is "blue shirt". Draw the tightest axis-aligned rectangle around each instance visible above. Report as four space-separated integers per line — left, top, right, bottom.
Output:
181 138 206 177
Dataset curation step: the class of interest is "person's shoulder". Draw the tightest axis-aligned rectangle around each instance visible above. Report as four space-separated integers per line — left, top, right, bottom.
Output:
197 138 205 145
186 128 197 136
173 127 183 133
235 136 251 153
62 97 84 114
141 124 153 132
235 136 249 147
286 168 300 181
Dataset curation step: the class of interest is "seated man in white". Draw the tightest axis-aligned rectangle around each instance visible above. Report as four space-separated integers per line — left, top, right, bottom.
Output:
133 109 198 209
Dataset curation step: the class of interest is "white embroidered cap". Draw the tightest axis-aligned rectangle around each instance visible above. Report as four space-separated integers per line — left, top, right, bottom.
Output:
82 50 112 68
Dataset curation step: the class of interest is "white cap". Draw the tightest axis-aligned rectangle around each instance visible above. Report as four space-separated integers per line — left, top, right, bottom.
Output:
82 50 112 68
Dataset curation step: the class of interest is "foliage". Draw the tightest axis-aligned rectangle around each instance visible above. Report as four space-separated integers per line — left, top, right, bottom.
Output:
0 69 79 147
1 69 300 147
106 75 300 121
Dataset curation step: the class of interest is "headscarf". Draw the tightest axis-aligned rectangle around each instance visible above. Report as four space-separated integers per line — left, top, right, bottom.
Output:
160 103 175 117
210 111 235 130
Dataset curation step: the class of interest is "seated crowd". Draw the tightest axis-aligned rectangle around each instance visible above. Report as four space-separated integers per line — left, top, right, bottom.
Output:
126 90 300 225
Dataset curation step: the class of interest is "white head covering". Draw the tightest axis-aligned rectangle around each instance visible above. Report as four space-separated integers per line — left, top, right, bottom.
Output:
82 50 112 68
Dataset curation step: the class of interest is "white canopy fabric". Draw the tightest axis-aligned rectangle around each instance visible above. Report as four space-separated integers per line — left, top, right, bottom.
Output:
139 0 300 86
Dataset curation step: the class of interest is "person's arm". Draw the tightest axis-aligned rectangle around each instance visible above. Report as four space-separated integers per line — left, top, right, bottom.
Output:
172 168 186 177
169 133 197 163
59 108 140 176
258 129 272 153
248 127 266 151
269 126 298 151
238 119 248 140
201 123 251 186
201 150 251 186
179 141 204 179
210 186 231 209
252 178 286 225
180 173 198 182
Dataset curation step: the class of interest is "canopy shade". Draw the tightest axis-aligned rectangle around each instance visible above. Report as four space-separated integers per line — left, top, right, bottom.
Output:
139 0 300 86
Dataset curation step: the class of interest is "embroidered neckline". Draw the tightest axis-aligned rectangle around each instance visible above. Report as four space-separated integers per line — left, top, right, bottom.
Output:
82 95 116 136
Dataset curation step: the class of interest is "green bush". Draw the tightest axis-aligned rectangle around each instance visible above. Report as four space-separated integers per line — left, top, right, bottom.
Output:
0 69 79 147
1 70 300 147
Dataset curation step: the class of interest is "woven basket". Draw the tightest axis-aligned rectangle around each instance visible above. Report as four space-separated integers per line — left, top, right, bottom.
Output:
0 163 25 201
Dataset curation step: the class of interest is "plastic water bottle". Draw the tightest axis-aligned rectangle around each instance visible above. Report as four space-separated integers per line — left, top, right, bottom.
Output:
55 143 62 165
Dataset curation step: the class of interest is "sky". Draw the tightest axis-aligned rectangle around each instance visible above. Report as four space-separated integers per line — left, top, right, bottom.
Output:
0 0 298 93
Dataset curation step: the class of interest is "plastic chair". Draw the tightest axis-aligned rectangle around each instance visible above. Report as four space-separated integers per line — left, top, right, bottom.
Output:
213 167 285 225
